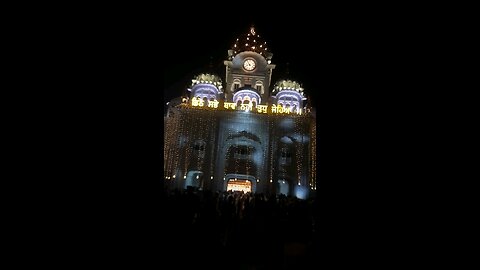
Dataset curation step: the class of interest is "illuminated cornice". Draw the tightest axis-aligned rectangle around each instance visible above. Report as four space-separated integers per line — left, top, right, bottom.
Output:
274 90 308 101
191 73 223 91
272 80 305 96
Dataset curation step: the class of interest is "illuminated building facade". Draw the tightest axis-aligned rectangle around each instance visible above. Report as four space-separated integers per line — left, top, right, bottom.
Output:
164 27 317 199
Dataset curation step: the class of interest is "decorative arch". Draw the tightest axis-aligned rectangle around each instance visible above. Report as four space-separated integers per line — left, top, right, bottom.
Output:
224 174 257 193
191 84 219 101
277 179 290 196
255 81 264 94
232 79 241 91
233 89 261 105
184 170 204 189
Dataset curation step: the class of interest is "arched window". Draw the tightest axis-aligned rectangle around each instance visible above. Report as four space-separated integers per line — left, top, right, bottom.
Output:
234 146 251 159
232 79 241 91
255 81 263 94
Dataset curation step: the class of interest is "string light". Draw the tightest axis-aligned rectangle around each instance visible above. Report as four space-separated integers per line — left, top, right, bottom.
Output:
269 113 275 192
295 114 302 187
311 120 317 190
209 109 216 189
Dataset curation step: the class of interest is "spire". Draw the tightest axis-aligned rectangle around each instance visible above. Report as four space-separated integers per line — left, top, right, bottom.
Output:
206 55 218 75
208 56 214 69
285 62 290 76
230 25 269 59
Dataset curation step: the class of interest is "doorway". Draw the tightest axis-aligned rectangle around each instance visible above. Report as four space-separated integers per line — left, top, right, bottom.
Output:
226 179 252 193
277 180 289 196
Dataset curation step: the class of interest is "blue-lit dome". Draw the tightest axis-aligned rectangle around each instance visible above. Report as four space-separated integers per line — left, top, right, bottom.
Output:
188 73 223 101
272 80 307 110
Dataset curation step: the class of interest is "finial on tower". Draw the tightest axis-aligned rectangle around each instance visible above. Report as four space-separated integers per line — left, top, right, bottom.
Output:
209 56 213 69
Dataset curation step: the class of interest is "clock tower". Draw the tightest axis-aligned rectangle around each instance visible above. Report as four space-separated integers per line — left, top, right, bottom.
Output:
224 26 276 104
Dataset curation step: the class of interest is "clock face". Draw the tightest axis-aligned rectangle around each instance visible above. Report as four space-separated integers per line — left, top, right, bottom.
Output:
243 59 256 71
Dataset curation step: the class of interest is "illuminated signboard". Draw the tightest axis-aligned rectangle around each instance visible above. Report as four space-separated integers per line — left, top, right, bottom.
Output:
189 97 302 115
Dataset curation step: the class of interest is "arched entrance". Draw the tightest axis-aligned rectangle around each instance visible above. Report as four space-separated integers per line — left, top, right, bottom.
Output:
184 170 204 190
224 174 257 193
277 179 289 196
226 179 252 193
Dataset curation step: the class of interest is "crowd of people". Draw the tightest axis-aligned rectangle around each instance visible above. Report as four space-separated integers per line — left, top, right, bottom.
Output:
162 187 319 269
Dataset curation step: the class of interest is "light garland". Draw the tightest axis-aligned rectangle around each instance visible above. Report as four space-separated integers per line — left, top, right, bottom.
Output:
311 120 316 190
165 102 316 195
183 108 192 186
295 114 301 186
269 114 275 193
209 109 216 189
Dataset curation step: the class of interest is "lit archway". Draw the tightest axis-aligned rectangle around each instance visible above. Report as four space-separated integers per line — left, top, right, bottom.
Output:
185 170 204 189
226 179 252 193
224 174 257 193
277 179 289 196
